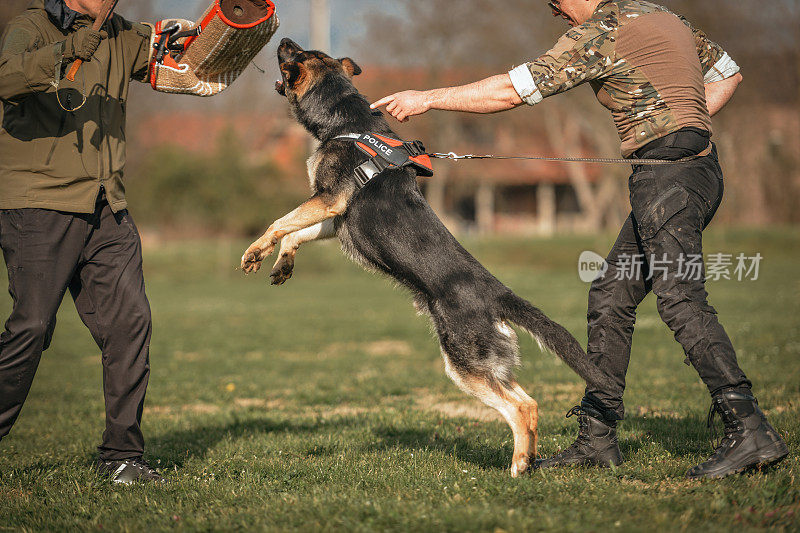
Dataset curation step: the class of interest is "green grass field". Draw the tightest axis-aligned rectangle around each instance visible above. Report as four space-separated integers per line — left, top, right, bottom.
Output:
0 228 798 532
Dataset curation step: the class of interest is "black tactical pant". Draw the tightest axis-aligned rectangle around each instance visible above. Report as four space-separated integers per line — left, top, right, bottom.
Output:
0 194 151 460
583 128 752 421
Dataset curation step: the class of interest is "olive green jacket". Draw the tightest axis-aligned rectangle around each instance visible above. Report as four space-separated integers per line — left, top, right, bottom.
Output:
0 0 152 213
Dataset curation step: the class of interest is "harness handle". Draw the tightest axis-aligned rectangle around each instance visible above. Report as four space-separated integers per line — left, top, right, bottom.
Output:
335 133 435 188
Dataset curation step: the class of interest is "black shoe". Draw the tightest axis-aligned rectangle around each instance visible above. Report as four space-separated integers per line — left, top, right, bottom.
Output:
96 456 165 484
687 390 789 480
535 404 623 469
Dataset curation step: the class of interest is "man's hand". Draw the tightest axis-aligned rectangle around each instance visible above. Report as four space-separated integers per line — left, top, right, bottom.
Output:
65 28 108 62
371 91 431 123
371 74 523 123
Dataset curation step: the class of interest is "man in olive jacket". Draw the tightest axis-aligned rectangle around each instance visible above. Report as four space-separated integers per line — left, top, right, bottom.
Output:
0 0 162 483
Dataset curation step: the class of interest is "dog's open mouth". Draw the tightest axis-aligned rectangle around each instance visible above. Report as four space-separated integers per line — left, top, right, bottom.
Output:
275 79 286 95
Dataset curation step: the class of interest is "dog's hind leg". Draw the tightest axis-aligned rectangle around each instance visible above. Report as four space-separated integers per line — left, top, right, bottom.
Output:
508 382 539 466
442 355 538 477
270 219 337 285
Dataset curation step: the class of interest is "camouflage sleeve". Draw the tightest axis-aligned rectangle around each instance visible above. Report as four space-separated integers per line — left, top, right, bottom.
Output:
508 22 617 105
673 12 740 83
0 20 63 99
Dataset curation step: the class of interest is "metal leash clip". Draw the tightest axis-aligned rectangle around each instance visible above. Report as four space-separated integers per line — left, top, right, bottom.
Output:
430 152 481 161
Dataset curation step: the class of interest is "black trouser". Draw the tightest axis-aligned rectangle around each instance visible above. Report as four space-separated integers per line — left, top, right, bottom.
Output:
0 194 151 460
583 128 752 421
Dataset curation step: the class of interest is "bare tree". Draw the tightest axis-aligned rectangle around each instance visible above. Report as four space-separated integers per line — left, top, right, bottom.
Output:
359 0 799 228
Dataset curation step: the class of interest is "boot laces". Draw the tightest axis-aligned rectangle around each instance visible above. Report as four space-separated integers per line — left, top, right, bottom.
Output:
706 399 743 452
128 457 158 475
566 406 592 444
565 406 586 418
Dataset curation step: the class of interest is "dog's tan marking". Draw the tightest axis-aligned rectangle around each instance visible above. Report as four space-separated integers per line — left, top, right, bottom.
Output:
286 52 360 101
290 56 330 100
510 382 539 466
306 152 323 188
292 68 314 99
339 57 362 78
271 219 336 285
242 194 347 273
443 355 538 477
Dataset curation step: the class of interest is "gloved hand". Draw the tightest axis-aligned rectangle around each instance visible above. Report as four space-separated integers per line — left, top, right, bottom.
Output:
64 27 108 62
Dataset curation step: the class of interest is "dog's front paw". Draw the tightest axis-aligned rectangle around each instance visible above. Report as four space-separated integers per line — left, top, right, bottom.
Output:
270 253 295 285
241 241 275 274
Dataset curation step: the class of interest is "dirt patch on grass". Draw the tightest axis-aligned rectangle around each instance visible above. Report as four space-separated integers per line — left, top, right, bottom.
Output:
234 398 287 409
414 391 502 422
234 398 268 408
410 383 585 422
765 404 794 415
145 403 221 418
274 340 415 362
311 405 377 418
522 382 584 404
355 368 380 381
244 351 264 361
634 406 683 419
318 339 414 359
187 403 219 414
173 351 204 362
364 340 413 357
230 398 376 418
427 400 502 422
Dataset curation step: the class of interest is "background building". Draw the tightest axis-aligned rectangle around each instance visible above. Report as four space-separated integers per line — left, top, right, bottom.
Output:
1 0 797 236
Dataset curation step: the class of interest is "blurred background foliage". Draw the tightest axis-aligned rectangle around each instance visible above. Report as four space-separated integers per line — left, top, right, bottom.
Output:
1 0 798 235
126 130 308 237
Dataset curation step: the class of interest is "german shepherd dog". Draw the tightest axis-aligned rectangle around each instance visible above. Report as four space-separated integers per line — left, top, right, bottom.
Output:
241 38 606 477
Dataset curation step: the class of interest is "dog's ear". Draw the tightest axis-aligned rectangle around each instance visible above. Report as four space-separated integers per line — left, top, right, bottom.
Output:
280 61 307 89
339 57 362 77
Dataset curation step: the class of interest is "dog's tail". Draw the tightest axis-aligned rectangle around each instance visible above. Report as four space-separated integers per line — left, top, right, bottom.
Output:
500 293 606 390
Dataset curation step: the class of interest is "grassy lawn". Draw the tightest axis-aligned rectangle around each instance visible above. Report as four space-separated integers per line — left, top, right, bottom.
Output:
0 228 798 531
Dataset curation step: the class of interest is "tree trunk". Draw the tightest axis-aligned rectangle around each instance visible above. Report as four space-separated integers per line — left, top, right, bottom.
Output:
538 183 556 236
543 107 602 231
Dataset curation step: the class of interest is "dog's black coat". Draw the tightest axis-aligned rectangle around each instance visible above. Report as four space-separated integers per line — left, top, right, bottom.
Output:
275 39 605 389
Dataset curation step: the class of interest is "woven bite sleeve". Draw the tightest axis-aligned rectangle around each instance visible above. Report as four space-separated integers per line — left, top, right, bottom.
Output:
149 0 278 96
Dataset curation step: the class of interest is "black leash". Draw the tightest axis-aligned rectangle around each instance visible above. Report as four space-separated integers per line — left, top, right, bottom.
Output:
247 60 711 168
427 144 713 166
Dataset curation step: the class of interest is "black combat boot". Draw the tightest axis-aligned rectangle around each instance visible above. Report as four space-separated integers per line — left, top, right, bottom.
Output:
535 404 623 469
687 390 789 480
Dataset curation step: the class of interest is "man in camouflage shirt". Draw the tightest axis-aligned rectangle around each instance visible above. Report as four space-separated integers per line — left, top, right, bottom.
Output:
373 0 788 479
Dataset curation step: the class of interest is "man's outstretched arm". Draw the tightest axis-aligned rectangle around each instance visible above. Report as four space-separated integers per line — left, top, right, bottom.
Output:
370 74 523 122
372 20 613 123
705 72 742 117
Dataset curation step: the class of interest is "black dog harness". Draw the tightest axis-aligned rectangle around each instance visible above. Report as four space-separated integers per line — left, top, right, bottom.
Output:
334 133 435 188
